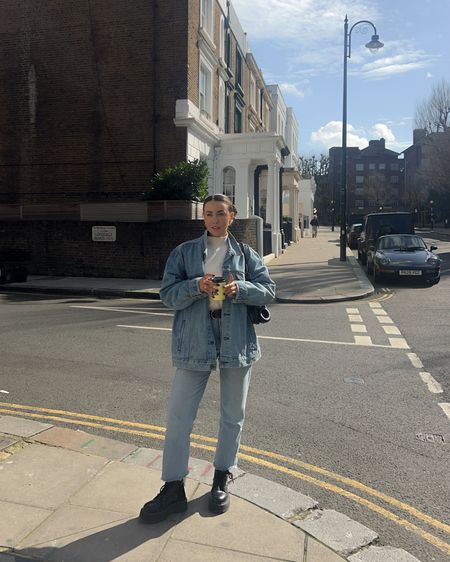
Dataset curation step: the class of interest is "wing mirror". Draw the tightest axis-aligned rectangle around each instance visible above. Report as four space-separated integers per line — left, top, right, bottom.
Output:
430 245 438 251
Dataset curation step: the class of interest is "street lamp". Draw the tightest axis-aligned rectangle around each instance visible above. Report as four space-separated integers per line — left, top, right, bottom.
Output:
339 16 384 261
430 200 434 229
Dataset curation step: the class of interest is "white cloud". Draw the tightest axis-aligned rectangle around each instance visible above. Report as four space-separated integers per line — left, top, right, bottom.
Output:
279 83 305 98
371 123 395 142
232 0 378 44
310 121 368 150
233 2 436 83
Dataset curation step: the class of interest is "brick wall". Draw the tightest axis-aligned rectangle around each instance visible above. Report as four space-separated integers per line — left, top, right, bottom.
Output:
0 218 257 280
0 0 189 206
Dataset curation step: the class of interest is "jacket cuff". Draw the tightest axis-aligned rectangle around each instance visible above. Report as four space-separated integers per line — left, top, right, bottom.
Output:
234 280 247 302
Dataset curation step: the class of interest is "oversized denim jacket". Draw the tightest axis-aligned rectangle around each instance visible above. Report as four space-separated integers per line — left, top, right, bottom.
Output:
160 231 276 370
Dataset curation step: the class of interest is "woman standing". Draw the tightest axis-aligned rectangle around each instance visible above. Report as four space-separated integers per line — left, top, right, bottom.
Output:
140 194 275 523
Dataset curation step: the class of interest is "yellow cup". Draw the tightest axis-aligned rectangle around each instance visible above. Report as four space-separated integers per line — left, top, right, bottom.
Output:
211 276 226 301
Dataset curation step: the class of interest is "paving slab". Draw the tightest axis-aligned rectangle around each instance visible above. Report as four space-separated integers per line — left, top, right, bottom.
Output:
0 444 107 509
16 515 173 562
0 436 18 451
0 416 52 438
158 538 287 561
35 426 137 461
68 461 198 515
348 545 422 561
0 500 52 549
306 537 346 561
230 472 317 518
172 483 305 561
294 510 378 557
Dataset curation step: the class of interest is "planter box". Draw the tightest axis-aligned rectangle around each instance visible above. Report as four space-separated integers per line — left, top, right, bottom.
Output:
147 200 203 221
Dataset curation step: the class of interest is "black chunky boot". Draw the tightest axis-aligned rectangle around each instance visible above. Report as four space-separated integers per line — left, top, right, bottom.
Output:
139 480 187 524
209 469 233 514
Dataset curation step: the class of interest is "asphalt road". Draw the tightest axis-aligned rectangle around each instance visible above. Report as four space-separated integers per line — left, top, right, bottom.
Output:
1 236 449 561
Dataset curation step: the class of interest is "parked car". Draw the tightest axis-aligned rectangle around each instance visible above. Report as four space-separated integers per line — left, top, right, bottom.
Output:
0 250 29 284
347 223 363 249
371 234 440 285
358 212 415 266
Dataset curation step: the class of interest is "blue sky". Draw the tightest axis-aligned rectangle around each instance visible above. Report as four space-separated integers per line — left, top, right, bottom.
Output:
232 0 450 157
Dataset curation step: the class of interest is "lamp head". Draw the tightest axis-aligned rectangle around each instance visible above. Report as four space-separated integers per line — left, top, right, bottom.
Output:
365 34 384 53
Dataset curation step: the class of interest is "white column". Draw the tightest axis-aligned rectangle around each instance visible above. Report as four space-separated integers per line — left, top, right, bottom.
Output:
212 146 222 195
267 159 281 256
235 163 250 217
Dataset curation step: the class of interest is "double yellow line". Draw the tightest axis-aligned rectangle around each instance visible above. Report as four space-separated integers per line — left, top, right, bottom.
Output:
1 401 449 555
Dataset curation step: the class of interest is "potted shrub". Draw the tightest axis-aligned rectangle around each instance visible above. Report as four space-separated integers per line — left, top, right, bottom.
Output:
144 159 209 220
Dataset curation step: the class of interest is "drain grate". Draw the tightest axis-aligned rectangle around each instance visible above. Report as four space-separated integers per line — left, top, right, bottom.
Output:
415 432 445 444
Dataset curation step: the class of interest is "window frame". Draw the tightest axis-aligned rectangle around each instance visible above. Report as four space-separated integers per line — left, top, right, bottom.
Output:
200 0 214 41
199 58 213 121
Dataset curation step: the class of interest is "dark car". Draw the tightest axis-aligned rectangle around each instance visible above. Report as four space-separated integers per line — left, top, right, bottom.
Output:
358 212 415 265
371 234 440 285
347 223 363 249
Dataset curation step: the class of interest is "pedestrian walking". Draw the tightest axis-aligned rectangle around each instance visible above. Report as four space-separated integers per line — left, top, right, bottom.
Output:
310 215 319 238
139 194 276 523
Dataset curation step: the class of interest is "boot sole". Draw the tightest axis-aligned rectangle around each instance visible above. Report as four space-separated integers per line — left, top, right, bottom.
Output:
208 497 230 514
139 500 187 524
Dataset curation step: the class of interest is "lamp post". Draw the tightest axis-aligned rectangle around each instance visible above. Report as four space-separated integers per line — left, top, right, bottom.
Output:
339 16 383 261
430 200 434 229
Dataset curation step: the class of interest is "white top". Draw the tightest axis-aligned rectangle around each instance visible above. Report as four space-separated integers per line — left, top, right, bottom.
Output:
205 235 228 310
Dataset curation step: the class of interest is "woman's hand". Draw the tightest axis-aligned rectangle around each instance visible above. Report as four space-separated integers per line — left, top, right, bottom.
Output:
224 272 238 298
199 273 215 295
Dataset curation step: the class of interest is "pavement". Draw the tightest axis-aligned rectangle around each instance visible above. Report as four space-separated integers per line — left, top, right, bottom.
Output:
0 228 374 303
0 229 423 561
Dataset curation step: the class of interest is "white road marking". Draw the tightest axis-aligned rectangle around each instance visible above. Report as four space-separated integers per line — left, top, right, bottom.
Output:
377 316 394 324
419 372 443 394
117 325 172 331
407 353 424 369
118 325 398 348
388 337 409 349
438 403 450 420
382 326 401 335
348 314 363 322
369 302 382 308
351 324 367 333
0 390 9 394
71 305 173 317
353 335 373 346
346 308 359 314
372 309 388 316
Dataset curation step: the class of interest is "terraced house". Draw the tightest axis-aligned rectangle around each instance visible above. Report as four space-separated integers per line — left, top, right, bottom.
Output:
0 0 300 277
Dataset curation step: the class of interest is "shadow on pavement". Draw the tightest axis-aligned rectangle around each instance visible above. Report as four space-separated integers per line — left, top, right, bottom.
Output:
11 494 213 562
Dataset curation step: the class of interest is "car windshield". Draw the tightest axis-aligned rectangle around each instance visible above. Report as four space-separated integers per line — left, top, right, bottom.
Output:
378 235 426 251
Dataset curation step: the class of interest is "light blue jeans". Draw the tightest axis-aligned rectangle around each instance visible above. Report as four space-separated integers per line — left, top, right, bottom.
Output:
162 319 252 482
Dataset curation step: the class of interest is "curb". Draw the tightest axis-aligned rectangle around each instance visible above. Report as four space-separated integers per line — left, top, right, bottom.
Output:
0 284 161 300
0 415 421 561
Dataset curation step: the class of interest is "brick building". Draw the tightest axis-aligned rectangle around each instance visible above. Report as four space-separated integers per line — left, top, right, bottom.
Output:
328 139 406 224
0 0 300 259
